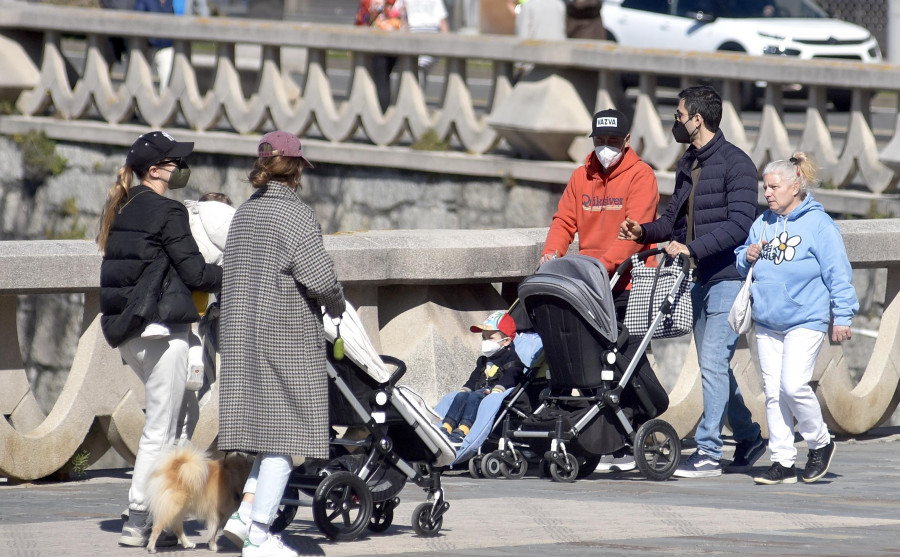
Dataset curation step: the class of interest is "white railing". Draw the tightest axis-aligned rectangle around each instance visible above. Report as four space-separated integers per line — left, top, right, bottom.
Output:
0 3 898 202
1 224 899 480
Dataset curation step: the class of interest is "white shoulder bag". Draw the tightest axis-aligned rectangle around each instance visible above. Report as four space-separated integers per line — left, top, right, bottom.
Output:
728 223 766 335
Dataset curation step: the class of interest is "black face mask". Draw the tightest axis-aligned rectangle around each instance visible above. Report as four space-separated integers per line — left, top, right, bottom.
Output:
672 119 697 144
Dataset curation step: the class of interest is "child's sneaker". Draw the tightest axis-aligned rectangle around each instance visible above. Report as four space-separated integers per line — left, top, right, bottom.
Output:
223 511 250 548
446 429 466 447
242 533 298 557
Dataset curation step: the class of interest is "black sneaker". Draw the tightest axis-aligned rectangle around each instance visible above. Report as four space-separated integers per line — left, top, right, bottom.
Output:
725 433 766 473
802 440 836 483
753 462 797 485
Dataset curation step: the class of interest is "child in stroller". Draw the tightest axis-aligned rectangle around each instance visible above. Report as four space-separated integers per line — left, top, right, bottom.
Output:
434 303 549 479
439 311 527 446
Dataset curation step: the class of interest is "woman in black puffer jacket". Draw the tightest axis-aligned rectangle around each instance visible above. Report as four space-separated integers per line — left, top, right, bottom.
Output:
96 131 221 548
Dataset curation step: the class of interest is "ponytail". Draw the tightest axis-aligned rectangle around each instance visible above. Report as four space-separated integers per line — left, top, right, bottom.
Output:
789 152 819 196
762 152 819 199
96 165 134 253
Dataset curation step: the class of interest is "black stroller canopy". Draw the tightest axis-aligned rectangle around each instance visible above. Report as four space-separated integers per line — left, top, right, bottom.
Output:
519 255 618 344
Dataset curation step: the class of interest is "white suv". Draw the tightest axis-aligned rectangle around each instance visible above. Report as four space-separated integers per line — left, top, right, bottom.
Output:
601 0 883 107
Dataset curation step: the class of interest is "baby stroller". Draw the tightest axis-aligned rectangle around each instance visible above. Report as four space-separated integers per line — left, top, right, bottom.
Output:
269 304 455 540
434 301 549 479
507 252 685 482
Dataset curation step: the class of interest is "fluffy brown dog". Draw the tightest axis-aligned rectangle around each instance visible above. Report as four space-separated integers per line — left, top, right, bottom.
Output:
146 444 252 553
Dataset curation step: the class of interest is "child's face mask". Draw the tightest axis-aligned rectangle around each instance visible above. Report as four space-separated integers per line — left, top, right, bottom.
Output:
482 339 504 358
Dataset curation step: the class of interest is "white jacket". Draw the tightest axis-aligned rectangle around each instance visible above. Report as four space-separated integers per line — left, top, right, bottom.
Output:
184 199 235 266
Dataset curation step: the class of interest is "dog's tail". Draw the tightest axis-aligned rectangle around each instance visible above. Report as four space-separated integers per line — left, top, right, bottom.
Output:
148 443 211 500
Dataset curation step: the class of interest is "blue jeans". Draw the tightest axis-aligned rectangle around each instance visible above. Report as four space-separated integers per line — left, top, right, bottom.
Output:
691 280 760 460
444 390 487 430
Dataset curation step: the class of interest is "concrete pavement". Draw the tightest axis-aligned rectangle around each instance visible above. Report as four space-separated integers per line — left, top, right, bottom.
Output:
2 428 900 557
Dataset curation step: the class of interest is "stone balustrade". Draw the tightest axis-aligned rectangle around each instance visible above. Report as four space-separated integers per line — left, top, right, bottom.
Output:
0 3 899 213
1 223 899 480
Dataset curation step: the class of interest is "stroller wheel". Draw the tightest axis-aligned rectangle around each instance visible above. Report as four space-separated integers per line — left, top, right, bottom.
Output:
270 486 299 534
411 502 443 537
549 452 579 483
312 471 373 541
367 499 396 533
481 453 503 479
468 455 484 479
499 449 528 480
634 418 681 481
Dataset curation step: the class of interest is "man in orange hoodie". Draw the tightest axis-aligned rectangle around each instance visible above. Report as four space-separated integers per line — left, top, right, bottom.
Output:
539 108 659 321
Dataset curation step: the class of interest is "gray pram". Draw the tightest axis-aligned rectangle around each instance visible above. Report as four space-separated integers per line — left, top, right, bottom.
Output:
503 252 684 482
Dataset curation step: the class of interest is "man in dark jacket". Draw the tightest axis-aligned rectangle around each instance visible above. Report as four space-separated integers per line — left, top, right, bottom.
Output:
619 85 764 478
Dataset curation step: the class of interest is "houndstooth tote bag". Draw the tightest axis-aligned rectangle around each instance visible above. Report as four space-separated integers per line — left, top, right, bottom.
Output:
624 253 693 339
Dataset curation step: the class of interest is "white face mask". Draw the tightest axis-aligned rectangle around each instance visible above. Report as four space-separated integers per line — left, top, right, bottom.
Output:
481 339 504 358
595 145 623 170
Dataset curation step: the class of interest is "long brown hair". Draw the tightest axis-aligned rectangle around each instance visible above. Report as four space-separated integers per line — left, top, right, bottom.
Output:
96 165 135 253
248 145 306 190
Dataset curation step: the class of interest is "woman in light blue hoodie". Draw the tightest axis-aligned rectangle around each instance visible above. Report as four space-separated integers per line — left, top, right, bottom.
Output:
735 153 858 487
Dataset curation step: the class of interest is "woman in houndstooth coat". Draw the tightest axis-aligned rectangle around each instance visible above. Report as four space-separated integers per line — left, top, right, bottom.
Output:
218 131 345 555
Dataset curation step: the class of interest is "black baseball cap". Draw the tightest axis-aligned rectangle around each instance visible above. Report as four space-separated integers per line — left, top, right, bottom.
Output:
589 109 630 138
125 131 194 174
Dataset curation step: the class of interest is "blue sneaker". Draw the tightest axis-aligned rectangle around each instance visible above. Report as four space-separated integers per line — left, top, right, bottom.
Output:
446 429 466 446
673 451 722 478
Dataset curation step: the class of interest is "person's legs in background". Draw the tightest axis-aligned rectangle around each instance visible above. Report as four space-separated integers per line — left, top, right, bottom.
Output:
372 55 398 112
153 46 174 91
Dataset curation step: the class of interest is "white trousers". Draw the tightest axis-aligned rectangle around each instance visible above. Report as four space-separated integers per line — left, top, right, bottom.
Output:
243 453 293 527
755 325 830 466
153 46 174 91
119 326 190 511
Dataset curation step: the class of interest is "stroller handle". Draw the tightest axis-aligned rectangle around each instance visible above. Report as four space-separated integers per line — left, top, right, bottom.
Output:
380 355 407 386
610 248 690 289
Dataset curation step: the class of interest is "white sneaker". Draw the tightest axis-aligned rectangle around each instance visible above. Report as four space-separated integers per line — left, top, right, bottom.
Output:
595 451 636 472
242 534 298 557
223 512 250 548
141 323 170 339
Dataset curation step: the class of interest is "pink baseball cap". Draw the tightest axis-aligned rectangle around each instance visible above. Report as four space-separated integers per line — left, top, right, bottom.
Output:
257 131 314 168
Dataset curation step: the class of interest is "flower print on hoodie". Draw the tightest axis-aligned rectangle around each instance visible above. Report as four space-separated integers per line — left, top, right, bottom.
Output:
767 230 802 264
